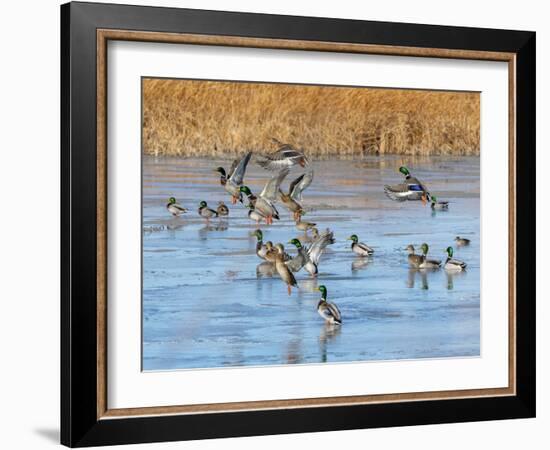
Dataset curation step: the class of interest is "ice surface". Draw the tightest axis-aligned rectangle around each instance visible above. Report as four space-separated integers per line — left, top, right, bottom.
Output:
142 155 480 371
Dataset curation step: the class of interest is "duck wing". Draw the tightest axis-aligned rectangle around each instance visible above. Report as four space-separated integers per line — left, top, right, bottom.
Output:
421 258 442 268
383 183 410 201
357 242 374 254
289 170 314 201
286 248 307 272
259 168 290 201
228 151 252 185
307 229 335 265
275 146 301 158
327 302 342 323
449 258 467 269
228 159 238 179
173 204 188 212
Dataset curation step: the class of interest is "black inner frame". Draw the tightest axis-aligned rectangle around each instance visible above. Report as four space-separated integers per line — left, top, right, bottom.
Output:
61 2 535 447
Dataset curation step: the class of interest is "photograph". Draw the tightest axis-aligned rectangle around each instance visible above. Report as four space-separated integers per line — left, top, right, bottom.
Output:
141 78 481 371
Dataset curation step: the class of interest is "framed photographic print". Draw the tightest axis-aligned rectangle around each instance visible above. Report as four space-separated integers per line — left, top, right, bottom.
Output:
61 2 536 447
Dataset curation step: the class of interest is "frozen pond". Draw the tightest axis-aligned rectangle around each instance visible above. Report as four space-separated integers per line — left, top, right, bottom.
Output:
142 155 480 371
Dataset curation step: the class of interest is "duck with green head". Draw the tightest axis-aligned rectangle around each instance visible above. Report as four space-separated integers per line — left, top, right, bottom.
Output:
317 286 342 325
429 194 449 210
418 243 441 269
214 151 252 204
166 197 188 216
198 200 218 222
383 166 428 204
347 234 374 256
443 246 467 271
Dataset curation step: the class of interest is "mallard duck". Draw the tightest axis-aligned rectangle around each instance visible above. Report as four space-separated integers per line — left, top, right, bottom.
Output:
384 166 428 203
247 203 265 224
166 197 188 216
272 250 298 295
347 234 373 256
288 231 335 277
279 170 314 220
243 169 289 225
418 243 441 269
214 151 252 204
198 201 218 222
454 236 471 246
429 195 449 210
317 286 342 325
256 139 309 171
406 244 424 268
216 201 229 216
444 246 467 271
295 214 316 233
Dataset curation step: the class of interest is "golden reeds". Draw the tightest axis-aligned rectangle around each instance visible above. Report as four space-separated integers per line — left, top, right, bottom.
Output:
142 78 479 158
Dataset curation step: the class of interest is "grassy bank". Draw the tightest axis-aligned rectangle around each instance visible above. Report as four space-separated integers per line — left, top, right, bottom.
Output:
142 78 480 158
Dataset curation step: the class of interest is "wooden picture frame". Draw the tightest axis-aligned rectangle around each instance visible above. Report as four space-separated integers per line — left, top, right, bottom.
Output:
61 2 535 447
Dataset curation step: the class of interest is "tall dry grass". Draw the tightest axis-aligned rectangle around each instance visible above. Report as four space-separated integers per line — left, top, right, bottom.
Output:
142 78 479 158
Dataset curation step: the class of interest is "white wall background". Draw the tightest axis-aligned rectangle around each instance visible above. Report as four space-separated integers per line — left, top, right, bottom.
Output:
0 0 545 448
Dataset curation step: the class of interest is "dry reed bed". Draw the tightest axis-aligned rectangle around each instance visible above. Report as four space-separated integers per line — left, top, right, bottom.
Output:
142 78 480 158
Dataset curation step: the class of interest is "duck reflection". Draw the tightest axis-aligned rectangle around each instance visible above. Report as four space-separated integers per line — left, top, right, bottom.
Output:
198 221 228 239
319 323 342 363
166 222 185 239
351 257 370 272
407 268 429 290
256 261 275 278
446 270 465 290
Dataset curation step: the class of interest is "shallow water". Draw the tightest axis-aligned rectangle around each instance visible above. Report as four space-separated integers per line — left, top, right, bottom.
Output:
142 155 480 371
